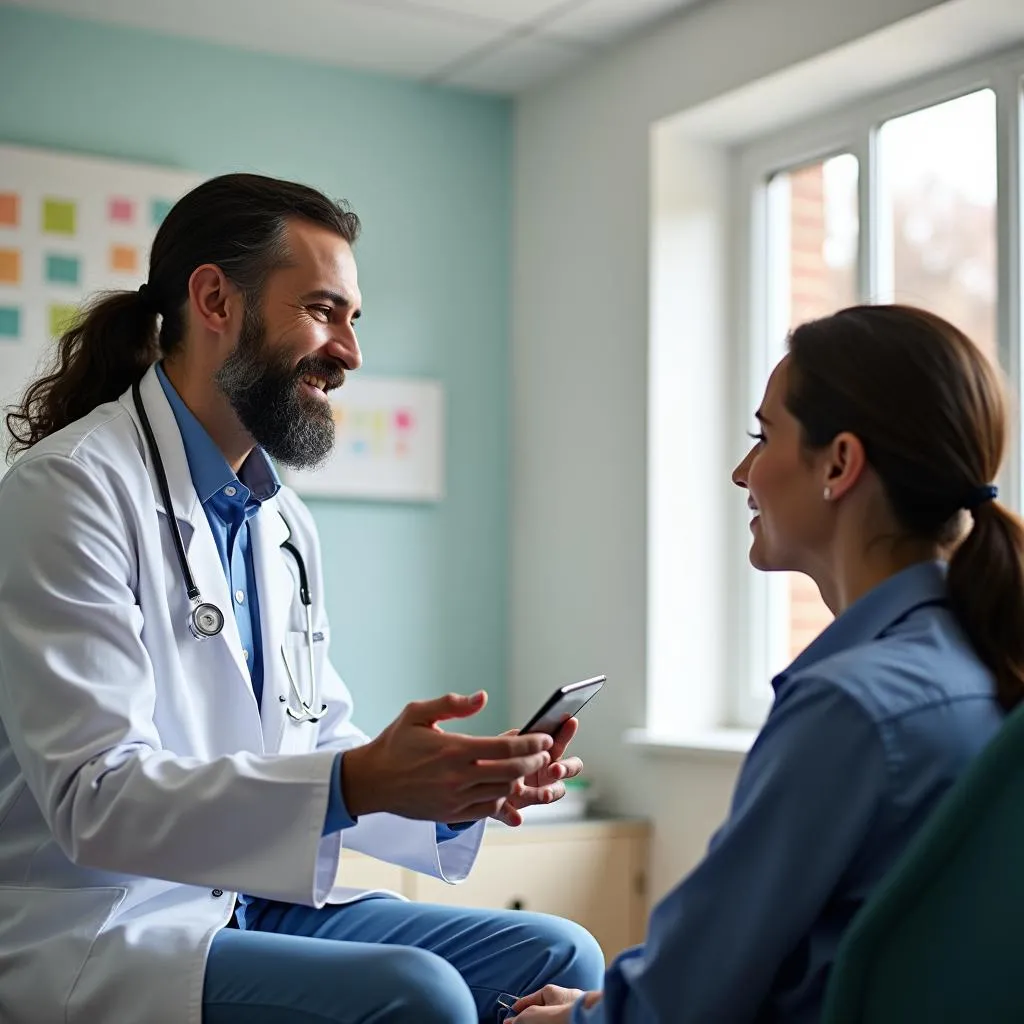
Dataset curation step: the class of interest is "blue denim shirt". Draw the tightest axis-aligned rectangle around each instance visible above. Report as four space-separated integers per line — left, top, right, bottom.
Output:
579 561 1003 1024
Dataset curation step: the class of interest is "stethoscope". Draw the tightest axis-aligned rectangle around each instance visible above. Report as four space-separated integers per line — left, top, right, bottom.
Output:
132 380 327 724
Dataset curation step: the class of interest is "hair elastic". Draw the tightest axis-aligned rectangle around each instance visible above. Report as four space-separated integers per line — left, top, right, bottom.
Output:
963 484 998 511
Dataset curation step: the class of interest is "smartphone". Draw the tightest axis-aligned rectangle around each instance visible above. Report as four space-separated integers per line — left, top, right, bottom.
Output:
519 675 606 736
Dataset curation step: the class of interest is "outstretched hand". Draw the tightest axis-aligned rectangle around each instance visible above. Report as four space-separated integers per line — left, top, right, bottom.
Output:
342 691 554 823
491 717 584 827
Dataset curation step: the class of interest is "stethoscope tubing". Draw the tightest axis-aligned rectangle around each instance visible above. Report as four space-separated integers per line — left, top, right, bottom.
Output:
131 378 325 722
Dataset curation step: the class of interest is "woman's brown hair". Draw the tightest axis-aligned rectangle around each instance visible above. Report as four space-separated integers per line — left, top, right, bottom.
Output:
787 304 1024 711
6 172 359 462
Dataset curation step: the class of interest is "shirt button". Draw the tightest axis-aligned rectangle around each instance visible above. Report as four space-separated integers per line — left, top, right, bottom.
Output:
243 649 250 661
223 486 237 497
234 590 245 604
211 889 224 898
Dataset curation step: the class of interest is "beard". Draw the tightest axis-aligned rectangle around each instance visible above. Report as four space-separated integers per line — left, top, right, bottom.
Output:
214 305 345 470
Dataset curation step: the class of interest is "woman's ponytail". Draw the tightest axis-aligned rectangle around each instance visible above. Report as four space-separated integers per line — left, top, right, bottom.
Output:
6 288 159 463
947 499 1024 710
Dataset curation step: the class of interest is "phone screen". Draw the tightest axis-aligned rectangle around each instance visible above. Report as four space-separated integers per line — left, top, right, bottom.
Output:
520 675 605 736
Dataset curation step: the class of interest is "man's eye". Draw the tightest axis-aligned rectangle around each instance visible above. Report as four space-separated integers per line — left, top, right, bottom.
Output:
309 305 332 321
747 431 767 445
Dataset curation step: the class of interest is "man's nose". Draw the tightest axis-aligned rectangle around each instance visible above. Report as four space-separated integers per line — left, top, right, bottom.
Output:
327 330 361 371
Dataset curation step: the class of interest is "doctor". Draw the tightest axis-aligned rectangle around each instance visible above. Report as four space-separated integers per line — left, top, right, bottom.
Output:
0 172 603 1024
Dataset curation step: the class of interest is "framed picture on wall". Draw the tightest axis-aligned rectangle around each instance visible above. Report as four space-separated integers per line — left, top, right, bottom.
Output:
281 374 445 503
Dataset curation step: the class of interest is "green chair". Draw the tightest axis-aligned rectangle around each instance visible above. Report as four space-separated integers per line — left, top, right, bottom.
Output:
822 701 1024 1023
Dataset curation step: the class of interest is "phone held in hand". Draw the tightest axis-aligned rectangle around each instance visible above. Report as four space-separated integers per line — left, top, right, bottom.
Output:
519 675 606 736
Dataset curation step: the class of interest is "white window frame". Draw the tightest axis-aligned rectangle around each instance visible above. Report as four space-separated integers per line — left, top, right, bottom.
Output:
727 48 1024 728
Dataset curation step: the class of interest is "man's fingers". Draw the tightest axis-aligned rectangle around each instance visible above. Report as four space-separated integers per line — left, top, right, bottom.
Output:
404 691 487 725
464 751 550 785
454 732 553 762
548 717 579 761
533 756 583 787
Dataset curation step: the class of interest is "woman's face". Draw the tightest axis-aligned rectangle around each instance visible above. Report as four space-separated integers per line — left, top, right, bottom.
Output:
732 356 833 573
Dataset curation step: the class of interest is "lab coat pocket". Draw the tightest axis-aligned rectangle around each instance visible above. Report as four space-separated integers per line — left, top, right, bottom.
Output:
277 628 329 754
0 884 126 1024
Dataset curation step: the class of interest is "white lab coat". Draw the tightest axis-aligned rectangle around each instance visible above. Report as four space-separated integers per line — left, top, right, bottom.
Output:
0 365 484 1024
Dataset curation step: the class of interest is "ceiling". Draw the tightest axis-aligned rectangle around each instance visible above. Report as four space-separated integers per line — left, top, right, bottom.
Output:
4 0 704 93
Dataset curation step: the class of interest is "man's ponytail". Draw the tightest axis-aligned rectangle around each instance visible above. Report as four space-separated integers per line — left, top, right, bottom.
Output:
6 289 159 461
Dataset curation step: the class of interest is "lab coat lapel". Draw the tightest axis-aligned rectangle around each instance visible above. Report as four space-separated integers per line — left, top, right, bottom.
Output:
250 500 294 751
119 367 260 732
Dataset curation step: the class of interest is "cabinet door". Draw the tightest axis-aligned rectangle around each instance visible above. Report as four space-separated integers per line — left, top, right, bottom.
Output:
337 849 408 895
410 836 639 962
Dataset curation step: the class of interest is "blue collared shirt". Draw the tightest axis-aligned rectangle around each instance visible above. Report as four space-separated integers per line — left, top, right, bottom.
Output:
156 365 278 704
156 366 464 847
580 562 1004 1024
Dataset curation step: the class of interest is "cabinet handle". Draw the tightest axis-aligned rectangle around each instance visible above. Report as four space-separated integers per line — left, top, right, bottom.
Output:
506 898 526 911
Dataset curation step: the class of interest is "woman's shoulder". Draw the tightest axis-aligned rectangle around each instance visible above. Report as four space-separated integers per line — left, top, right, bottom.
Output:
784 605 997 727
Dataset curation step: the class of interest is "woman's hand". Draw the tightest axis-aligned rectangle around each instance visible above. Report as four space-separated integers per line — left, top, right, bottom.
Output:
508 984 602 1021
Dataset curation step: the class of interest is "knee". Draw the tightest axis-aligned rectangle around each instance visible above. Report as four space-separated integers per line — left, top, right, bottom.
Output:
384 947 478 1024
513 913 606 992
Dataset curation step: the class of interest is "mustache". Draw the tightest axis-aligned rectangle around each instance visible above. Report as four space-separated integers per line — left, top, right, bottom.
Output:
294 355 347 392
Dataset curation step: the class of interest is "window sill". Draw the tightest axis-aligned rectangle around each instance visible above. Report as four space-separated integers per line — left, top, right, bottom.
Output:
624 727 756 763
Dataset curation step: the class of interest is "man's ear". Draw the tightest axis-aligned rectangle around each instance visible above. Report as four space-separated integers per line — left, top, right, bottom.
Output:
187 264 242 337
824 432 867 500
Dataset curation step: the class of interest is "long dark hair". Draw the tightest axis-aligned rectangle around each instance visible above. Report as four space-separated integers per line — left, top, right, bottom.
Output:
6 172 360 461
787 304 1024 710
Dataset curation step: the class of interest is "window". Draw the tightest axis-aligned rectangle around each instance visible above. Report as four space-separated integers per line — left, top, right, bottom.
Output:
733 58 1022 726
766 154 860 663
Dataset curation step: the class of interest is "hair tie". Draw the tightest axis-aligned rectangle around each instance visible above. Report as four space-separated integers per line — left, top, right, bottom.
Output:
137 282 159 314
963 484 998 511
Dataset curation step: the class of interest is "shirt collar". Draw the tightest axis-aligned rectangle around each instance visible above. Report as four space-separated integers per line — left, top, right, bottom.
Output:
774 560 949 692
155 363 280 506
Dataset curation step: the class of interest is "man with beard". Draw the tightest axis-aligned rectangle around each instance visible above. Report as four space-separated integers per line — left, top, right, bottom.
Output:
0 173 602 1024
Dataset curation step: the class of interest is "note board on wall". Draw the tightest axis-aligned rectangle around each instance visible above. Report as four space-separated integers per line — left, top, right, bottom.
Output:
282 375 445 503
0 143 201 464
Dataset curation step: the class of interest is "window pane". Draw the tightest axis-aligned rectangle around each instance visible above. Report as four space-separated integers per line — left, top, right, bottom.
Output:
767 154 858 662
879 89 998 362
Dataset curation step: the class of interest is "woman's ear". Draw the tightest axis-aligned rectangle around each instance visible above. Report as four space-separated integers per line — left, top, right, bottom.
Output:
823 432 867 501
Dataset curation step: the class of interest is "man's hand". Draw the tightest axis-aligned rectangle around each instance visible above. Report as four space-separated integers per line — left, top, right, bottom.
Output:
341 691 554 823
491 718 584 827
509 985 602 1021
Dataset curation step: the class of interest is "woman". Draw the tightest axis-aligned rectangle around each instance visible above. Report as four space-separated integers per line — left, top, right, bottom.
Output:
510 305 1024 1023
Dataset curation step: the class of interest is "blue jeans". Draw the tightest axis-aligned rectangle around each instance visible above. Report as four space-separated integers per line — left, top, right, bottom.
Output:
202 896 605 1024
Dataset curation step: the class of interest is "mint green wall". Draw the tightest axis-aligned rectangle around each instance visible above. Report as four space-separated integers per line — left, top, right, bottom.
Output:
0 7 511 735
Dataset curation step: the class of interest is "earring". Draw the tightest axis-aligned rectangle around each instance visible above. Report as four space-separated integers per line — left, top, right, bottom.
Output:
823 486 832 501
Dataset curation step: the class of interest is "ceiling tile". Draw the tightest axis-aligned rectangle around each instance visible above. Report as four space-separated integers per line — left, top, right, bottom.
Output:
440 34 586 93
6 0 502 78
545 0 699 45
395 0 571 26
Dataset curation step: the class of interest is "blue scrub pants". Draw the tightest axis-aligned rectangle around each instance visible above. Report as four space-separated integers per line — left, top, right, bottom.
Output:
202 896 604 1024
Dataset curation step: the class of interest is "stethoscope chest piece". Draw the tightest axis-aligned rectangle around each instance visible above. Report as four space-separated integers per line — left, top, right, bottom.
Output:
189 601 225 640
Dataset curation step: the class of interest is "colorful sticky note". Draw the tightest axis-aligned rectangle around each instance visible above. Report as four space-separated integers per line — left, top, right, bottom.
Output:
108 197 135 223
0 249 20 285
46 253 79 285
110 244 138 273
0 307 20 339
43 198 76 235
151 198 173 227
0 194 18 228
49 303 79 338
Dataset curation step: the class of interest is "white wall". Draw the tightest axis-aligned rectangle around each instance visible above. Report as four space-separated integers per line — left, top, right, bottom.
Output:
509 0 990 907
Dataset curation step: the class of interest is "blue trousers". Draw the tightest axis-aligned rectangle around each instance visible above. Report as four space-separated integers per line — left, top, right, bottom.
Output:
202 896 604 1024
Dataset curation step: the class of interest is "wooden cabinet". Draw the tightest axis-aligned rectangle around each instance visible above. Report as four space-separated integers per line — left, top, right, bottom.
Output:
337 819 651 963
